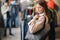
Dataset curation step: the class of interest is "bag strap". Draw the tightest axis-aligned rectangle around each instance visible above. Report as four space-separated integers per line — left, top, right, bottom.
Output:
43 16 46 30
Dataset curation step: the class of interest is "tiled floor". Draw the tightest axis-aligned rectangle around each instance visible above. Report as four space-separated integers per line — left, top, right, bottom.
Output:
2 12 22 40
2 27 21 40
1 12 60 40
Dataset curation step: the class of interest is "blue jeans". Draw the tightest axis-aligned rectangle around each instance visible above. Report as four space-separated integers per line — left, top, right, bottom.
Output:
10 5 20 27
4 17 12 34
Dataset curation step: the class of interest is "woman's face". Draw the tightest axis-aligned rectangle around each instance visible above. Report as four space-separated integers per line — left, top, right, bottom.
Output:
36 4 44 13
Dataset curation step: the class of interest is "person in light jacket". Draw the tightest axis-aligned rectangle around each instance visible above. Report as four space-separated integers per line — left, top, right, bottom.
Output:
1 1 13 36
25 0 50 40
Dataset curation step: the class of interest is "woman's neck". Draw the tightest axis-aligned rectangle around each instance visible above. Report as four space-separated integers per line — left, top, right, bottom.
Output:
38 11 44 14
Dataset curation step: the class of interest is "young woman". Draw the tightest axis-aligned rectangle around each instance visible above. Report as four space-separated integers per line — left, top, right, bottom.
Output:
25 1 50 40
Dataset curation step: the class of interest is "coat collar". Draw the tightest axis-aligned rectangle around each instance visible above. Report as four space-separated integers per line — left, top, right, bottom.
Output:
39 12 45 16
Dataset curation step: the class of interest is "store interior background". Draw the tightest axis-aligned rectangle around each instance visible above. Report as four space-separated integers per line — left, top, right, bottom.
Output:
0 0 60 40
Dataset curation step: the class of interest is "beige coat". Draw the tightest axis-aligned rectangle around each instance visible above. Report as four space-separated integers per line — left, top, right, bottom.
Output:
28 13 50 33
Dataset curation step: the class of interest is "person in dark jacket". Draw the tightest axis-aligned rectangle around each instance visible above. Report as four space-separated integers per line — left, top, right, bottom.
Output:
10 0 21 27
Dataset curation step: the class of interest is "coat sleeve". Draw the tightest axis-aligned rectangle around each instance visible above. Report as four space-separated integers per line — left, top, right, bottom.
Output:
1 6 9 15
28 16 45 33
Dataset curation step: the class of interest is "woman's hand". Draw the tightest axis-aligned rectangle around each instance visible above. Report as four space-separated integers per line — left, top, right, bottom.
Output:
33 15 39 20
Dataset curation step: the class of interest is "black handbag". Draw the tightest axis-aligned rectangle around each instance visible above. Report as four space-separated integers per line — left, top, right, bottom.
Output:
25 18 49 40
25 29 49 40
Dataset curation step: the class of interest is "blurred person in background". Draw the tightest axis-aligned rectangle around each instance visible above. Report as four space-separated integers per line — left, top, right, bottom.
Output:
10 0 21 27
1 1 13 36
47 0 56 40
